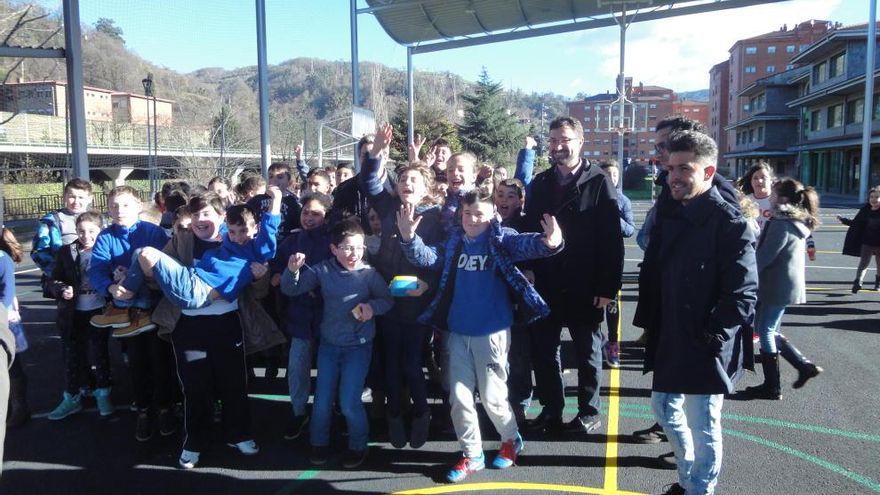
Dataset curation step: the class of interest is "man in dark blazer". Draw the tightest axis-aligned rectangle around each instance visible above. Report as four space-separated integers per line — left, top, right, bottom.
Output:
523 116 623 435
637 130 757 495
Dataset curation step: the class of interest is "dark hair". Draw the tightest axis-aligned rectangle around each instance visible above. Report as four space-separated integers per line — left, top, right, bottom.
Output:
598 158 620 171
235 175 266 197
497 178 525 200
301 192 332 212
164 190 189 214
549 116 584 136
268 162 291 177
307 169 331 184
331 219 365 246
667 131 718 168
336 162 354 172
461 187 495 208
773 177 820 230
0 227 23 263
75 211 103 228
656 115 706 134
432 138 450 149
737 161 775 196
63 178 92 195
172 205 192 223
357 134 375 156
188 192 225 216
226 204 257 228
108 185 140 202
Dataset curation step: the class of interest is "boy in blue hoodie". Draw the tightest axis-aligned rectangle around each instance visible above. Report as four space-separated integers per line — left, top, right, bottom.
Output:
398 189 563 483
110 187 281 310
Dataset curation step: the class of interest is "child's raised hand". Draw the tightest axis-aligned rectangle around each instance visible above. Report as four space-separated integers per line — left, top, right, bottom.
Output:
250 261 268 279
540 214 563 249
287 252 306 273
370 122 393 159
61 285 74 300
396 203 422 242
352 303 374 322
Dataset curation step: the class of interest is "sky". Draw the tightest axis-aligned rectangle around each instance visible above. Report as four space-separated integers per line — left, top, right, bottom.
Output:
53 0 871 99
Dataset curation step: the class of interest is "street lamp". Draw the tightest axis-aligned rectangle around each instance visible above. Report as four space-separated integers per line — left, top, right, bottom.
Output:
142 73 156 196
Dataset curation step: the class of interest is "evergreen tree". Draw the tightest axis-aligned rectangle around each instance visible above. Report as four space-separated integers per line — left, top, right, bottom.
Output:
458 68 524 166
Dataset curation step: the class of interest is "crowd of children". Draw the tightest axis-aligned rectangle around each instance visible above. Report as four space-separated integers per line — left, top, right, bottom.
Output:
4 119 843 487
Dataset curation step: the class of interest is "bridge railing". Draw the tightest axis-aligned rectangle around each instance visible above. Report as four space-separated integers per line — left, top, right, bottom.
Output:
2 190 153 221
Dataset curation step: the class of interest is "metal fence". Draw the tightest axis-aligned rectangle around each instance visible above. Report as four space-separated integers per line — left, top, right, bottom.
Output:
2 190 152 220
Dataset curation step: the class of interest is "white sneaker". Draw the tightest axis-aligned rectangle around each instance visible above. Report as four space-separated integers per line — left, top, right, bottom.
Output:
178 449 200 469
227 439 259 455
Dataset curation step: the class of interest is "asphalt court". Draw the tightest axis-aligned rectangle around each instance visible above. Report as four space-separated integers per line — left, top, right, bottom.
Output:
1 201 878 494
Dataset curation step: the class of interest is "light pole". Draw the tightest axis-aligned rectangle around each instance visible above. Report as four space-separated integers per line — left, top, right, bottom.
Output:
142 73 155 196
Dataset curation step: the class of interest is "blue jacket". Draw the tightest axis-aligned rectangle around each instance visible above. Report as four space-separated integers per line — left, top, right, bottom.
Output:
638 187 757 394
31 209 79 276
358 156 445 323
617 190 635 238
195 213 280 301
271 225 332 339
88 220 169 297
401 218 562 331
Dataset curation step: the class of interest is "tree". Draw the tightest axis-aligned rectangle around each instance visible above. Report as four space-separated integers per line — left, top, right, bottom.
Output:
458 68 524 166
95 18 124 43
389 102 461 163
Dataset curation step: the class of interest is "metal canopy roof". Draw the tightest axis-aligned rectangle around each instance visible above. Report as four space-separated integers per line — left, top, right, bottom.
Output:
363 0 790 54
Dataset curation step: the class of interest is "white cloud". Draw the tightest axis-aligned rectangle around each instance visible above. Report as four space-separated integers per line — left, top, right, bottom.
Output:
571 0 849 93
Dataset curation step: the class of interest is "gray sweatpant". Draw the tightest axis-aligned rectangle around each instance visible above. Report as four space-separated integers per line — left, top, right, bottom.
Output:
448 329 518 458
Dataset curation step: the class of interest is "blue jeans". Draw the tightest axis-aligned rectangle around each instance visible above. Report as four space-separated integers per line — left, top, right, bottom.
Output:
287 337 314 417
652 392 725 495
754 302 787 354
310 341 371 451
123 248 212 310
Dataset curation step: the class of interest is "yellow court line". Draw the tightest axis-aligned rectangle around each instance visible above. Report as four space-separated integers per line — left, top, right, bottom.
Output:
602 291 623 493
393 482 648 495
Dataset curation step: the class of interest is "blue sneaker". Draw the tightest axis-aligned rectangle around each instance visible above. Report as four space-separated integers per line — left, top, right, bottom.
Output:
94 387 114 417
492 433 524 469
48 392 83 421
446 453 485 483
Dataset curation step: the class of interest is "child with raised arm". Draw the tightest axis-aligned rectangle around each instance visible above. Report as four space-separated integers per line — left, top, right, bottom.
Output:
110 187 282 311
398 189 563 483
281 220 393 469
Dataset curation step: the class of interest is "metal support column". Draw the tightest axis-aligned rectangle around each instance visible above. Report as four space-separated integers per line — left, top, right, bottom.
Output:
860 0 877 203
62 0 89 180
350 0 360 107
616 9 628 176
255 0 271 177
407 47 415 145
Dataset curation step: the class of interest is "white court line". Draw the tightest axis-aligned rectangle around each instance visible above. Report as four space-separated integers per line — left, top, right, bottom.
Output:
624 257 867 270
14 267 40 275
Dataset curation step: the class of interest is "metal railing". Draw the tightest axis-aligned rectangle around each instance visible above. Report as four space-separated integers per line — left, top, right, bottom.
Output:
2 190 152 220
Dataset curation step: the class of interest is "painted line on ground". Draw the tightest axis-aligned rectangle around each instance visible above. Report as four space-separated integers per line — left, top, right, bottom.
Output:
393 482 649 494
602 291 622 493
14 267 40 275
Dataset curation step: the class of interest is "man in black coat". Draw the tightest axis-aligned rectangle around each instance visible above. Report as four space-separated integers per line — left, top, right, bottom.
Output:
523 116 623 435
638 131 757 495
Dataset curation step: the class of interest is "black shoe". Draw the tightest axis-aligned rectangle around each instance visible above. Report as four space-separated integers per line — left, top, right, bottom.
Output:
309 446 330 466
388 414 407 448
525 411 563 434
793 363 823 389
284 415 310 440
659 482 685 495
744 383 783 400
158 408 177 436
265 364 279 379
852 281 862 293
135 412 153 442
632 423 667 444
341 448 368 469
410 411 431 449
656 451 676 470
566 414 602 434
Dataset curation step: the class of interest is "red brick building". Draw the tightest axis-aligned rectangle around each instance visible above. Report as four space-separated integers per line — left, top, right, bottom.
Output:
567 78 707 166
710 20 834 172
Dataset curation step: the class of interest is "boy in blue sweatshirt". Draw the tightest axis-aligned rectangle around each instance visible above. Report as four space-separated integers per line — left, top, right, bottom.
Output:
398 189 563 483
110 187 281 310
281 219 393 470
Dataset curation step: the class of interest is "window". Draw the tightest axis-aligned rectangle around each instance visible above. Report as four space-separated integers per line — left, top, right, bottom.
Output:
767 46 776 54
829 53 845 78
584 128 592 133
757 127 764 141
748 129 755 143
584 106 591 110
786 45 796 53
800 44 810 52
786 64 795 70
745 46 757 54
648 127 656 132
767 65 776 73
827 104 843 128
846 99 864 125
745 66 757 74
813 62 827 83
584 116 591 122
809 109 822 131
649 103 657 109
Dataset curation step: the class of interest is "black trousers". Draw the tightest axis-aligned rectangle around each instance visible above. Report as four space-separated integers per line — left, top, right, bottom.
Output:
127 329 175 411
62 309 111 395
171 311 251 453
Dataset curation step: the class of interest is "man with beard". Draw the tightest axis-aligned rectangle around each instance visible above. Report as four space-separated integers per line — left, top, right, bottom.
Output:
523 117 623 435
